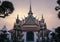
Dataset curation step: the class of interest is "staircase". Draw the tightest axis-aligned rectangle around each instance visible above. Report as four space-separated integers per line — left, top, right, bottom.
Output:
27 41 34 42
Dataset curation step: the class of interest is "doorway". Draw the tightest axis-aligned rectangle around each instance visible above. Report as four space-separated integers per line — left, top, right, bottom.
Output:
26 31 34 41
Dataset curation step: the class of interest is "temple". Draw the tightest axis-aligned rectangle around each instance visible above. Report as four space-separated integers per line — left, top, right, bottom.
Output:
11 1 50 42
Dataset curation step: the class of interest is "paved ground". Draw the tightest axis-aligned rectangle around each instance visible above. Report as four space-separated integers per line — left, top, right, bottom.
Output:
27 41 34 42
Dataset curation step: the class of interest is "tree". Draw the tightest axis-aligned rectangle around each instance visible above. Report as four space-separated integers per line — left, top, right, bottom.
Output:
55 0 60 19
0 30 9 42
0 1 14 18
55 27 60 35
55 27 60 42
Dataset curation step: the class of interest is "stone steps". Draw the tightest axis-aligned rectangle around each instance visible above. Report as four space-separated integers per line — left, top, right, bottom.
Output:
27 41 34 42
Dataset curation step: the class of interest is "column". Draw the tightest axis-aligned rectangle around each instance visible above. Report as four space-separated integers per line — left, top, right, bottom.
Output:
23 32 26 42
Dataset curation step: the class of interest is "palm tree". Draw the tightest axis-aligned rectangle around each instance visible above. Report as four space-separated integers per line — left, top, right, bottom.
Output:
0 1 14 18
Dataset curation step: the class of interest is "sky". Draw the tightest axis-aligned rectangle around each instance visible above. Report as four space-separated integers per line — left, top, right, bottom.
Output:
0 0 60 30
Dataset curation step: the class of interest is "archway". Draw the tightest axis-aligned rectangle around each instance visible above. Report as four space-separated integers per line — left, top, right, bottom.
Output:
26 31 34 41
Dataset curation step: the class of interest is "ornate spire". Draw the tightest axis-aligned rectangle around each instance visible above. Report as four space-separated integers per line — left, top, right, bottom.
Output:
42 14 44 19
16 14 19 24
28 0 33 16
30 0 32 11
41 14 44 23
17 14 19 19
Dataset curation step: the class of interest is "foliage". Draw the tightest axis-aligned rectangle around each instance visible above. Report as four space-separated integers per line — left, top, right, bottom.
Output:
0 31 9 42
58 12 60 19
0 1 14 18
1 1 14 14
55 27 60 33
55 27 60 39
55 0 60 19
57 0 60 5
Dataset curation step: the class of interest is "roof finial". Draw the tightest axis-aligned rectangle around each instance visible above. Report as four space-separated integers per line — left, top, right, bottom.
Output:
17 14 19 19
41 14 45 23
30 0 31 10
16 14 20 24
29 0 32 12
28 0 33 15
42 14 43 19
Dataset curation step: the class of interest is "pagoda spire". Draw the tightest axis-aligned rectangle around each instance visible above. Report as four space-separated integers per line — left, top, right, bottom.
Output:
30 0 32 11
16 14 19 24
28 0 33 16
41 14 45 23
17 14 19 19
42 14 44 19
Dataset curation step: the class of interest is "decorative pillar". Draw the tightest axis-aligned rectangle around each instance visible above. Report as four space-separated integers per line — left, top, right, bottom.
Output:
34 32 38 42
23 32 26 42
